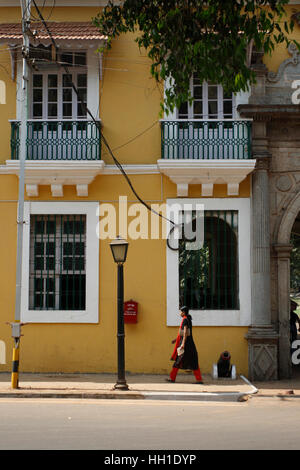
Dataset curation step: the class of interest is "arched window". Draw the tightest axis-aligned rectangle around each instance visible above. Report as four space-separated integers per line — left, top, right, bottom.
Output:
290 212 300 293
179 210 239 310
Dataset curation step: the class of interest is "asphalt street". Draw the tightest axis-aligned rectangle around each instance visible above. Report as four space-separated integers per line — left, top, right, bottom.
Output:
0 397 300 451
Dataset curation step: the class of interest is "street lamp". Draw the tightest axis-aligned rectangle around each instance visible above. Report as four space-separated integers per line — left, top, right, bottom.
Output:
110 236 129 390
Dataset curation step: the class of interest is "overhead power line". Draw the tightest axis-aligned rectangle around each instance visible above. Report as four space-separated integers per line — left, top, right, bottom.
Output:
30 0 175 228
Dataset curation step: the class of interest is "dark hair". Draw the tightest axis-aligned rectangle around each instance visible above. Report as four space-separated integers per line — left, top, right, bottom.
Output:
180 306 192 322
291 301 298 311
180 306 189 314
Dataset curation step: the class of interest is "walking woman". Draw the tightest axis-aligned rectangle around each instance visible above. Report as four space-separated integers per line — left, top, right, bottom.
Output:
166 306 203 383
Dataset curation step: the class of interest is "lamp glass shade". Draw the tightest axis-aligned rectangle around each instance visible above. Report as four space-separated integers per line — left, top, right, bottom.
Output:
110 237 129 264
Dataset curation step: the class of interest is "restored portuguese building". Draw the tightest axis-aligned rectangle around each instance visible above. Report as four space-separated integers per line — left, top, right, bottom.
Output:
0 0 299 381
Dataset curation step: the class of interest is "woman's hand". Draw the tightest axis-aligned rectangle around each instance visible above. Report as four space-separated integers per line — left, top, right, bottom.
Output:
171 339 176 344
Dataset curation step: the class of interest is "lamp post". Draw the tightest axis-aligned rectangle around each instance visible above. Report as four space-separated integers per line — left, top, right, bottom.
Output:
110 236 129 391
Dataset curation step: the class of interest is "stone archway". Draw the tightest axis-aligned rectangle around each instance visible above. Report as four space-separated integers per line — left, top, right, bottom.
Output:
274 190 300 378
276 189 300 245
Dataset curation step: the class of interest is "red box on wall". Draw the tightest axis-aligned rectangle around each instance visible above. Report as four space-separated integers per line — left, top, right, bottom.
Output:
124 300 138 324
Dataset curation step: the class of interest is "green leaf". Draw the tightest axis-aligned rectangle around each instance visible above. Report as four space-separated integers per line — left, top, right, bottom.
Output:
92 0 295 114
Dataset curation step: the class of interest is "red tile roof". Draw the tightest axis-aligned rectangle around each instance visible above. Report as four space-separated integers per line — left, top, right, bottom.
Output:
0 22 106 42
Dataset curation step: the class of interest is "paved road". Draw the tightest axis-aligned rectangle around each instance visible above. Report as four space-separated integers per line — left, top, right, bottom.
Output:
0 397 300 451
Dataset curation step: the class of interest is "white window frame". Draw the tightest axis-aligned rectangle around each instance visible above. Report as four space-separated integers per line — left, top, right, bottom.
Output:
31 68 88 120
16 47 100 121
166 198 251 326
21 201 99 323
164 77 250 121
178 79 236 120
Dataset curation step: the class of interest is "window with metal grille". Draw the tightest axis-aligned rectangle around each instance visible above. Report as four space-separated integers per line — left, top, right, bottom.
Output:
29 214 86 311
179 210 239 310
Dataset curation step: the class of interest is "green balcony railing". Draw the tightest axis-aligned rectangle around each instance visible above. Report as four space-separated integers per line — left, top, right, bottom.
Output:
10 120 101 160
161 120 252 160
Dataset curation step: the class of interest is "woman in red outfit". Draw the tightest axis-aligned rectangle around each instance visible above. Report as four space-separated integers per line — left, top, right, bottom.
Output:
166 306 203 383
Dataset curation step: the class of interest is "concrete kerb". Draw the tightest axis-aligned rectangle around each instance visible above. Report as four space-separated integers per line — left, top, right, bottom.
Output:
2 372 300 401
0 390 145 400
0 373 259 402
142 376 259 402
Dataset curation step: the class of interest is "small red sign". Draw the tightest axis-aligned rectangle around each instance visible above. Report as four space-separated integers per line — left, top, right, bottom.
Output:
124 300 138 324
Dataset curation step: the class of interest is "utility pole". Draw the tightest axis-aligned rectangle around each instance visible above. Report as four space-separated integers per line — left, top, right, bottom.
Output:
10 0 31 389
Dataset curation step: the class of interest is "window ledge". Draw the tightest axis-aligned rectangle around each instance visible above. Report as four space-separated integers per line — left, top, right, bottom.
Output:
167 310 247 327
5 160 105 197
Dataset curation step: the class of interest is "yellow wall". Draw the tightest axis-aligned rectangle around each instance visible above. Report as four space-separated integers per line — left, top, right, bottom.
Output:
0 45 16 164
0 171 250 375
0 5 267 377
263 4 300 72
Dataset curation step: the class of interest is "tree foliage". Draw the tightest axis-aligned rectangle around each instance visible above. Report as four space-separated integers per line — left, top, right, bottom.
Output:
93 0 297 114
291 233 300 292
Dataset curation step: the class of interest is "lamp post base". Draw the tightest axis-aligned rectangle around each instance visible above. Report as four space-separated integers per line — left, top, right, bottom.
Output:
113 380 129 391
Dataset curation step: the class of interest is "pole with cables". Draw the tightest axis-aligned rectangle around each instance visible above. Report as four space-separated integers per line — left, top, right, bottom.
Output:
10 0 31 389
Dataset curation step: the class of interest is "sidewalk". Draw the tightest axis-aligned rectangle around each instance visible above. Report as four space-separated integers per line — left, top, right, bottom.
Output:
1 371 300 402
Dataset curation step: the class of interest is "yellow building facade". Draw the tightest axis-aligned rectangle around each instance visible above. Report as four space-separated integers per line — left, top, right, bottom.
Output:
0 1 299 379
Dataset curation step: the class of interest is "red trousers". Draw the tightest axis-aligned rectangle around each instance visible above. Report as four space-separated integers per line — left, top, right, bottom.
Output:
170 366 202 382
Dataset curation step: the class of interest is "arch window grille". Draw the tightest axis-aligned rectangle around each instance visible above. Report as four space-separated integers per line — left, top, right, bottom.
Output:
179 210 239 310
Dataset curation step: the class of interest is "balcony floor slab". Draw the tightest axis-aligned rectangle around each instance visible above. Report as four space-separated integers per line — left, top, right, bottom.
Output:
157 158 257 196
3 160 105 197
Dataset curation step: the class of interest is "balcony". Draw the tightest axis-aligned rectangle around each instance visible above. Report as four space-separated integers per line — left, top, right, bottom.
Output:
158 119 256 196
10 120 101 161
161 120 252 160
8 120 104 197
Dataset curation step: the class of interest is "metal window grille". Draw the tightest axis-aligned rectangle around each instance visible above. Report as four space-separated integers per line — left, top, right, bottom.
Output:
290 229 300 291
179 210 239 310
29 214 86 311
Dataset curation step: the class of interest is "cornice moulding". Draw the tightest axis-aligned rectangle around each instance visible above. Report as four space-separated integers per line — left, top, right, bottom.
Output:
157 158 256 196
237 104 300 120
102 164 159 175
3 160 105 197
0 161 159 175
0 159 256 197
